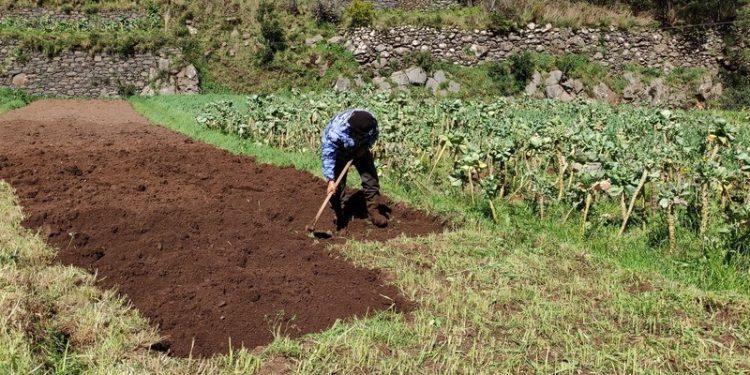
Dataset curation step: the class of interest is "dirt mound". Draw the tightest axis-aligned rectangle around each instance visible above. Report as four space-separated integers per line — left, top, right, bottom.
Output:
0 100 443 357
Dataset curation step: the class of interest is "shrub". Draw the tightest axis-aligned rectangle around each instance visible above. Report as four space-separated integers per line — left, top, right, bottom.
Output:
404 50 435 73
313 0 342 25
487 52 538 95
345 0 375 29
256 0 287 64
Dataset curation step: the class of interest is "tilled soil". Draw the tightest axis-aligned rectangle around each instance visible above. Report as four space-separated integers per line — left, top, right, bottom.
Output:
0 100 443 357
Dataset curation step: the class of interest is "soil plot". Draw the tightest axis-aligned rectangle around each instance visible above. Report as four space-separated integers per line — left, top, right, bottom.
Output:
0 100 443 357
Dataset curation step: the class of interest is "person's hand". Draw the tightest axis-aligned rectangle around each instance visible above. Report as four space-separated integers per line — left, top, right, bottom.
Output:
327 180 336 195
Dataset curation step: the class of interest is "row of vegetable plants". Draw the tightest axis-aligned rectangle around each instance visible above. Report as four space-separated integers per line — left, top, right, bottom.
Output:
196 90 750 255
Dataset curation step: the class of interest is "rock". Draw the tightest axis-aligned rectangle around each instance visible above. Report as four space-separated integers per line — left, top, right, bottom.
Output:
373 76 391 92
405 66 427 85
305 34 324 46
622 74 643 103
469 44 489 58
375 44 387 52
394 47 409 55
593 83 618 105
447 81 461 94
562 79 584 94
334 76 351 92
11 73 28 88
353 75 365 87
158 83 176 95
426 77 439 92
593 52 604 60
546 84 575 102
187 25 198 35
433 70 447 85
647 78 667 105
499 41 514 52
328 36 343 44
158 58 170 72
390 70 410 86
528 23 536 30
354 44 368 56
182 64 198 79
525 71 542 96
545 70 563 86
569 36 585 47
696 76 716 101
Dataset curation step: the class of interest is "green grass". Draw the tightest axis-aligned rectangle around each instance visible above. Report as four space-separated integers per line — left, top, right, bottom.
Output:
0 88 31 113
1 94 750 373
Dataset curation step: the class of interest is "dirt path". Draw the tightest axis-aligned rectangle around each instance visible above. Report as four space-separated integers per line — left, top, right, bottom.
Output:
0 100 443 357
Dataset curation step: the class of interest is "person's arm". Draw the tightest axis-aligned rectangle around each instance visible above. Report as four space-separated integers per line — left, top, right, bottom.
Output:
321 130 338 182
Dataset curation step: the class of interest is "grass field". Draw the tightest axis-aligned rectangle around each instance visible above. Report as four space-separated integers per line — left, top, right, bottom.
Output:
1 93 749 374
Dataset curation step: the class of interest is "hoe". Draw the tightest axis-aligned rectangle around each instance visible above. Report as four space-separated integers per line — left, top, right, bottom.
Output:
305 159 353 239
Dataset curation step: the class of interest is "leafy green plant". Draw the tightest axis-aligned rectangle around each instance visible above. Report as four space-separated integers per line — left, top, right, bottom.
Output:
344 0 375 29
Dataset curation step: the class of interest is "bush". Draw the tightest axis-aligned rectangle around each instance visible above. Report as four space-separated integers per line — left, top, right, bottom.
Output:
487 52 537 95
345 0 375 29
719 70 750 110
256 0 287 64
403 50 436 73
313 0 342 25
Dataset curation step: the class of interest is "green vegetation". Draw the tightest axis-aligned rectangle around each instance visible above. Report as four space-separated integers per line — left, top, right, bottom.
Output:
0 14 169 56
0 88 32 113
133 93 750 373
2 93 750 373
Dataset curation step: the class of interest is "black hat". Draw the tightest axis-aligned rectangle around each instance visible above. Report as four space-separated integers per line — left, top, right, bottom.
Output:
348 111 377 135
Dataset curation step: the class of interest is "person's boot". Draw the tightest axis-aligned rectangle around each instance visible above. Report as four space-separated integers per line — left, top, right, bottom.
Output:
334 208 348 234
366 197 388 227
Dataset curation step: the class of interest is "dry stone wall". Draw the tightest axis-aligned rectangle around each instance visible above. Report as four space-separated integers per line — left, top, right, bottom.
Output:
346 25 724 73
0 40 199 97
0 9 145 23
343 0 459 10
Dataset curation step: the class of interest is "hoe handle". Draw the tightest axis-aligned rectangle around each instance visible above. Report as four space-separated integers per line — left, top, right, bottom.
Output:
309 159 354 231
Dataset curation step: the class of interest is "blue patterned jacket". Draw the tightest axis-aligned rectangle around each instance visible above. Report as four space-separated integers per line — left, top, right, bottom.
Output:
321 109 379 181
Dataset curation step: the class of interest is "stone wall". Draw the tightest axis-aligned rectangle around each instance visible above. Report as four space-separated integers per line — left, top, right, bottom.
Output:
346 25 724 73
344 0 459 10
0 9 145 23
0 40 199 97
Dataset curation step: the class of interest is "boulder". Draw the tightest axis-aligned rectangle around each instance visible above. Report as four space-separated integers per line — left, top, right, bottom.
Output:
647 78 667 106
305 34 324 46
334 76 351 92
469 44 489 58
447 81 461 94
426 78 439 92
405 66 427 85
546 84 575 102
140 85 155 96
11 73 28 88
373 77 391 92
327 36 343 44
525 71 542 96
545 70 563 86
593 83 618 105
390 70 410 86
433 70 447 85
182 64 198 79
622 73 643 103
561 79 584 95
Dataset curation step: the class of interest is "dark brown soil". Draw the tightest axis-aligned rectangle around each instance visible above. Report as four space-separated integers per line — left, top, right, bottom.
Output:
0 100 443 357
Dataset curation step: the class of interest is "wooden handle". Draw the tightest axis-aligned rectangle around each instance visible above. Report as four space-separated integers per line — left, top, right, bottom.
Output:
309 159 354 230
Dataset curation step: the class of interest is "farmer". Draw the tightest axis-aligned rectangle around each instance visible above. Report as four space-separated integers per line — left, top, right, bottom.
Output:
321 109 389 231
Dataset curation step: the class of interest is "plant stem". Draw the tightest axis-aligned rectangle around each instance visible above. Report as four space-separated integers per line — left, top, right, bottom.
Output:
667 203 676 253
428 142 448 180
581 191 593 236
619 170 648 236
488 199 498 223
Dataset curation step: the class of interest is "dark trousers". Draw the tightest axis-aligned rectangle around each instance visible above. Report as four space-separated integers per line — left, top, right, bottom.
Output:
330 149 380 211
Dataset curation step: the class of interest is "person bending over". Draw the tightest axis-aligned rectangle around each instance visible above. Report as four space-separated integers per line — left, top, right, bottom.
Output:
321 109 388 231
